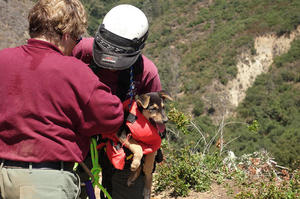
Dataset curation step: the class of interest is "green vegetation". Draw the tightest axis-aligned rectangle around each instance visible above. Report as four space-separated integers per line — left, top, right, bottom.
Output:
235 169 300 199
156 141 300 198
232 39 300 169
154 108 300 198
146 0 300 94
155 144 215 196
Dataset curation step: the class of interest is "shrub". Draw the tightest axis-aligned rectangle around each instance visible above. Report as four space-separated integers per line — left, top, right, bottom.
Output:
154 144 216 196
192 99 204 116
236 170 300 199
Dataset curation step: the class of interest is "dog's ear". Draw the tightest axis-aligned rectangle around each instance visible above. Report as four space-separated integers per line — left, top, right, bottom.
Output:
159 90 173 101
136 94 150 109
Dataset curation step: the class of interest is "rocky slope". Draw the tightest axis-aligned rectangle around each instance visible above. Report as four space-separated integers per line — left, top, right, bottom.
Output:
203 26 300 121
227 26 300 107
0 0 33 49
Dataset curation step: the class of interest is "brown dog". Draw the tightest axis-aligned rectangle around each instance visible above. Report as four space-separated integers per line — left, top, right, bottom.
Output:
118 91 173 199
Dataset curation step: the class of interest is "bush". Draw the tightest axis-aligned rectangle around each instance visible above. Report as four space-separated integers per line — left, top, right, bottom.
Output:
192 99 204 116
154 144 217 196
236 170 300 199
274 39 300 68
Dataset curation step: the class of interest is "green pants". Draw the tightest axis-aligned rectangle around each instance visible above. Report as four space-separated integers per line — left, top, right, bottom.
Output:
0 162 81 199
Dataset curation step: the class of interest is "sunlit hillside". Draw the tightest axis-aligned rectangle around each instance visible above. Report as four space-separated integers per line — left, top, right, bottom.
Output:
1 0 299 198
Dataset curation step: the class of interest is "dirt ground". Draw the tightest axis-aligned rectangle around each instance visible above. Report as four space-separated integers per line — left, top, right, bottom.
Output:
93 180 239 199
152 181 239 199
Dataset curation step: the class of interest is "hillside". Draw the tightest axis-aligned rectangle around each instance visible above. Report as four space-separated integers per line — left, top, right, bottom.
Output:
0 0 33 49
0 0 299 198
226 28 300 107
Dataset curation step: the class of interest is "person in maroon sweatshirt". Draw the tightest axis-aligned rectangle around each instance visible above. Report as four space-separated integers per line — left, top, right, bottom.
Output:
0 1 124 199
72 4 163 199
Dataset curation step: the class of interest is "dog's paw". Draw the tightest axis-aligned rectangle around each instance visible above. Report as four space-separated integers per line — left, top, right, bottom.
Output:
130 158 141 171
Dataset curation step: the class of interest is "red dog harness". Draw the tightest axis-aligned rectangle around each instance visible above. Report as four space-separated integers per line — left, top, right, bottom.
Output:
98 99 162 170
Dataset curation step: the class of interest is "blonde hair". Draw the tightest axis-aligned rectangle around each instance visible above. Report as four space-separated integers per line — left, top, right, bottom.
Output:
28 0 87 40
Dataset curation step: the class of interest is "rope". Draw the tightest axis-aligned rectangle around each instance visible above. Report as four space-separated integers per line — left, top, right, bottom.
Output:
128 65 135 110
90 137 112 199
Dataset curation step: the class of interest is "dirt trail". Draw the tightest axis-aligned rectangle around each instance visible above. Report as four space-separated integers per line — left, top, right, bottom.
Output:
94 181 238 199
94 184 236 199
226 26 300 107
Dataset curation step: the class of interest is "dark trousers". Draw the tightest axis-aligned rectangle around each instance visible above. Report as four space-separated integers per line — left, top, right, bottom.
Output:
79 146 163 199
99 148 145 199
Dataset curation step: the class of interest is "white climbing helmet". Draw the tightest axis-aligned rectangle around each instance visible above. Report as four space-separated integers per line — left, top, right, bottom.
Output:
103 4 149 41
93 4 149 70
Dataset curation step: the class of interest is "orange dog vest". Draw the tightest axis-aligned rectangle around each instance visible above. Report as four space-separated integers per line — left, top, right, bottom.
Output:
98 99 162 170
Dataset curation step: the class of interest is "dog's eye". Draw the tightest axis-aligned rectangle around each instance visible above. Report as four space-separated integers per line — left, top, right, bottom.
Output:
149 107 157 111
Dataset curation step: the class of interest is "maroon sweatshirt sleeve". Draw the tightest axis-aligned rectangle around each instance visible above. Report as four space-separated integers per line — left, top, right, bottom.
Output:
78 81 124 136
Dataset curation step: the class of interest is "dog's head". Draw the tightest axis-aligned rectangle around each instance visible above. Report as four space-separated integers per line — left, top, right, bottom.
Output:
136 91 173 132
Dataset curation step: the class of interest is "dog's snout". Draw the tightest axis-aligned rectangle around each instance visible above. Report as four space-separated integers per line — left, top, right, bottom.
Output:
163 117 168 123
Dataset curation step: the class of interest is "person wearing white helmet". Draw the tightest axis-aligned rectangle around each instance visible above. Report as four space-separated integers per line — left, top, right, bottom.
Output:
72 4 164 199
92 4 149 71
